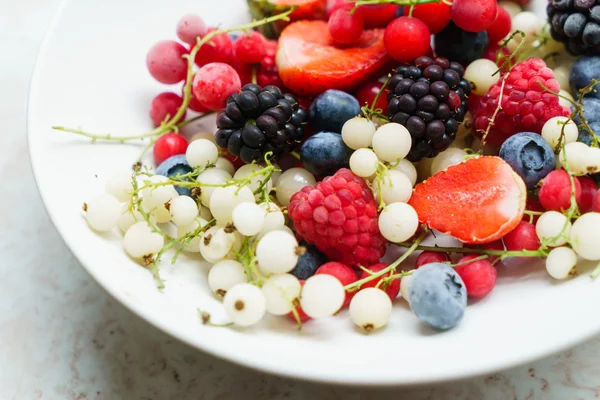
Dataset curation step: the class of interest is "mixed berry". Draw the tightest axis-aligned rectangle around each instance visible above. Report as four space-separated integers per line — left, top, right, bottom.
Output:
56 0 600 333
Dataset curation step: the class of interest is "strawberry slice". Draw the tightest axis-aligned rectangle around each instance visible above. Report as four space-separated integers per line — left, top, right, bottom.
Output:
276 20 391 96
408 157 527 244
248 0 327 39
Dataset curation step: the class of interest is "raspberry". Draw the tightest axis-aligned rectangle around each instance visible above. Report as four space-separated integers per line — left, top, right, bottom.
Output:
288 168 387 267
474 58 571 146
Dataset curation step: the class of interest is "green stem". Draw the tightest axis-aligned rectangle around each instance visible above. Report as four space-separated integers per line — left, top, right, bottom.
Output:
394 242 545 260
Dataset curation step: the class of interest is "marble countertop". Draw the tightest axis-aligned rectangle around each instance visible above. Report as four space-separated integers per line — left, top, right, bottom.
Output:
4 1 600 399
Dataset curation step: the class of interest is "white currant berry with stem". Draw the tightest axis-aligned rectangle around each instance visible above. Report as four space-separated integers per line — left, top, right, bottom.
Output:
373 169 413 205
223 283 267 327
208 260 248 297
511 12 541 45
84 193 121 232
300 274 345 318
371 123 412 162
498 1 521 17
261 274 302 315
215 157 235 176
570 212 600 260
536 211 571 247
199 225 236 261
431 148 467 175
197 167 232 207
553 66 571 94
123 221 164 260
190 131 216 143
177 218 209 253
464 59 500 96
105 170 133 202
400 273 413 302
118 204 154 233
349 288 393 332
169 195 198 226
378 202 419 243
234 164 273 199
209 185 255 224
142 197 173 223
232 202 267 236
391 158 417 187
186 139 218 169
256 230 300 274
341 116 377 150
258 202 285 236
350 148 379 178
199 205 213 221
558 90 575 110
586 147 600 174
542 117 578 150
545 246 577 279
559 142 591 175
276 168 316 206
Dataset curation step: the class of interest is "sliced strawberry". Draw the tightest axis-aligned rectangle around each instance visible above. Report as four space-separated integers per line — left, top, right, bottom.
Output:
408 157 527 244
248 0 327 39
277 20 391 96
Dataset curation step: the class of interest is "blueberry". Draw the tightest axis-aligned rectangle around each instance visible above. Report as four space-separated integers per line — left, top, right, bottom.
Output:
309 90 361 134
570 56 600 99
409 263 467 330
499 132 556 189
578 122 600 145
434 22 488 67
155 154 193 196
575 97 600 124
300 131 351 176
290 243 327 280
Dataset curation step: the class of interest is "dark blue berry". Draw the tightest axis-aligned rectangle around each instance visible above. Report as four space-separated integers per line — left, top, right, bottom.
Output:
564 13 587 37
290 243 327 280
300 131 351 176
309 90 361 134
434 22 488 66
575 97 600 125
570 56 600 99
155 154 193 196
499 132 556 189
578 122 600 145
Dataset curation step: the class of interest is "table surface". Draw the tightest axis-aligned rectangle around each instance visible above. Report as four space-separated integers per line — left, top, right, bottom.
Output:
4 1 600 399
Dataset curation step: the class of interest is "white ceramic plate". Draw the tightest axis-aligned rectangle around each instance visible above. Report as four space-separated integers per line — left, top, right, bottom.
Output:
29 0 600 386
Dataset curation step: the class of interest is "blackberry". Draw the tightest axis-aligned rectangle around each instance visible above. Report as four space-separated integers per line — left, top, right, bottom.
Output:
386 56 470 162
215 84 308 164
548 0 600 56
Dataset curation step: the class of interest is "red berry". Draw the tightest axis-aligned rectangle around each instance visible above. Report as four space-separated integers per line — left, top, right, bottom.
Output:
486 7 512 43
355 81 389 115
176 14 207 45
359 4 398 29
451 0 497 33
464 239 504 262
503 221 541 251
358 263 400 300
412 2 451 34
233 31 267 64
455 255 497 298
577 176 598 213
230 58 253 86
153 133 188 165
146 40 188 84
468 93 481 112
194 29 234 66
326 0 347 17
315 262 358 307
384 17 431 63
329 7 365 45
523 195 544 223
538 170 582 212
415 251 450 268
150 92 186 127
257 40 284 88
287 280 311 323
594 190 600 212
192 63 241 111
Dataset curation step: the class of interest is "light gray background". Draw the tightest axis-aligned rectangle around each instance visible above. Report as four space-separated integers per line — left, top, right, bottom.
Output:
4 0 600 398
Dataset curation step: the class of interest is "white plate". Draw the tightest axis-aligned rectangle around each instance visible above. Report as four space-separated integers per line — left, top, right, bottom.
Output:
28 0 600 386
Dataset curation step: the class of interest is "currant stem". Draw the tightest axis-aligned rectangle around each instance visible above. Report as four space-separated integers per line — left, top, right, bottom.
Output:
394 242 545 259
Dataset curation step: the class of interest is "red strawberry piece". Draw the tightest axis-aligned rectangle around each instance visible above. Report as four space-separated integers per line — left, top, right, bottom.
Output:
289 168 387 267
358 263 400 300
474 58 571 146
315 262 358 306
408 156 527 244
277 20 391 96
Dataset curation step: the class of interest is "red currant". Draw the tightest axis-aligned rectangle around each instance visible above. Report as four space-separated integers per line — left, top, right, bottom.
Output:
176 14 207 45
577 175 598 213
594 189 600 212
192 62 241 111
359 4 399 29
315 262 358 307
326 0 347 17
523 195 544 223
233 31 267 64
230 58 253 86
150 92 186 127
486 6 512 43
384 17 431 63
257 40 284 88
194 28 234 66
153 133 188 165
415 251 450 268
146 40 188 84
451 0 497 33
455 255 497 298
538 170 582 212
328 8 364 45
503 221 541 251
287 280 311 323
358 263 400 300
355 81 389 115
412 2 451 34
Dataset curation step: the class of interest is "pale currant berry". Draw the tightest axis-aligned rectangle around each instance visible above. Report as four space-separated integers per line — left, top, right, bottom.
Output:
118 204 154 233
177 218 208 252
417 157 435 181
372 123 412 162
464 59 500 96
199 205 213 221
215 157 235 176
350 148 379 178
123 222 164 259
431 148 467 175
85 193 121 232
275 168 316 207
586 147 600 174
209 185 255 224
300 274 345 318
270 164 282 187
256 230 299 274
349 288 393 332
233 164 273 199
141 175 178 209
391 158 418 187
223 283 266 327
208 260 248 297
142 196 173 224
570 212 600 260
189 131 216 143
558 90 574 110
232 202 267 236
400 273 413 302
553 66 571 93
341 116 377 150
536 211 571 247
378 202 419 243
558 142 591 175
186 139 218 169
105 170 133 202
169 195 198 226
261 274 302 315
373 170 413 204
542 117 578 150
199 225 236 261
258 202 285 235
498 1 521 18
511 12 541 44
545 246 577 279
196 167 232 207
